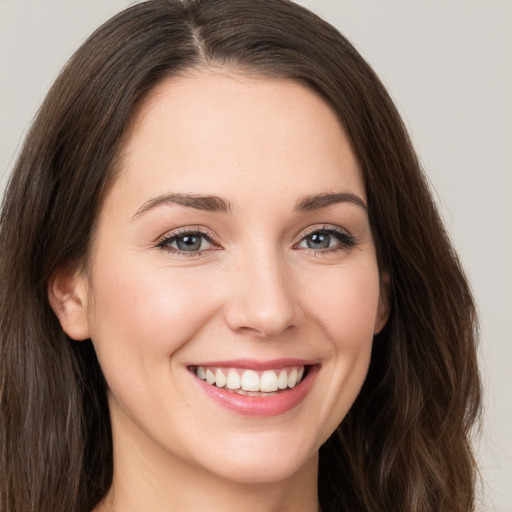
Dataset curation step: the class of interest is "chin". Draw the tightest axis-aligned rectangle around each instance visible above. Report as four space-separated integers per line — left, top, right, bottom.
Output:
207 453 315 485
191 429 319 485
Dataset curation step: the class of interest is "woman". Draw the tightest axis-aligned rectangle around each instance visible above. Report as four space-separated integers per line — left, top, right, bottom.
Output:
0 0 481 511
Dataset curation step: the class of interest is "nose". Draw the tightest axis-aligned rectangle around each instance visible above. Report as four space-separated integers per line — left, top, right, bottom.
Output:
223 249 300 338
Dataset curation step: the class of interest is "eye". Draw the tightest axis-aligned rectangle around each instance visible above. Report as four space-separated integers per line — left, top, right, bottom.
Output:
156 229 217 254
295 228 355 252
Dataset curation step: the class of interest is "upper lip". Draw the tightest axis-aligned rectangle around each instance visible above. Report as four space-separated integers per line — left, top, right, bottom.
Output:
187 358 318 371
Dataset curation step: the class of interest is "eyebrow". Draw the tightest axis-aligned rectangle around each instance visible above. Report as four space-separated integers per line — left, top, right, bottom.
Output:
294 192 367 212
132 190 366 220
132 193 231 219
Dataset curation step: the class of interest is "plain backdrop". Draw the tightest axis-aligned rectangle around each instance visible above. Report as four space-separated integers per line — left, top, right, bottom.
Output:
1 0 511 510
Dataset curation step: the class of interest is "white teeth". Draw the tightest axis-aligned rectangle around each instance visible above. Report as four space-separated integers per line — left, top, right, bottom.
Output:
288 368 298 388
278 369 288 389
260 370 279 392
215 368 227 388
226 369 241 390
205 368 215 385
241 370 260 391
193 365 307 393
277 370 288 389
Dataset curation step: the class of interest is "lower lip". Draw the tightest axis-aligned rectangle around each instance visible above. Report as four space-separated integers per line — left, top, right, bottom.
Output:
192 365 319 417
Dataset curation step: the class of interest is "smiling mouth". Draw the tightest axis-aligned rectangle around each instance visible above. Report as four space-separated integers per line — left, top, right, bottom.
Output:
189 365 310 396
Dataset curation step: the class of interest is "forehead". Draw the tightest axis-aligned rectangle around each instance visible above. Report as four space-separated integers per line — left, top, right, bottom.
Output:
113 70 365 210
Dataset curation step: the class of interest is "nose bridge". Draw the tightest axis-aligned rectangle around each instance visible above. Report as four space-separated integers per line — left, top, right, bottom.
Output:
225 243 298 338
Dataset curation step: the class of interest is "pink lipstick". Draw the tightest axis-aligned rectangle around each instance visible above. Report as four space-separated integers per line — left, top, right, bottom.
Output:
188 359 319 417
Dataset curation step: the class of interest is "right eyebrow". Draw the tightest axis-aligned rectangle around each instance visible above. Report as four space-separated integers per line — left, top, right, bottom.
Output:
131 192 232 220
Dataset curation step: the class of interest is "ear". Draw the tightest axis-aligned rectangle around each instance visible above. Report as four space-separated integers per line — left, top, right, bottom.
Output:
48 264 91 341
374 271 391 335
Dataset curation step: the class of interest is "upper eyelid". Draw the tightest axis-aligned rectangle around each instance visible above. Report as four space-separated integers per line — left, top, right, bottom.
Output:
297 224 352 239
293 225 356 250
155 229 221 258
155 226 219 245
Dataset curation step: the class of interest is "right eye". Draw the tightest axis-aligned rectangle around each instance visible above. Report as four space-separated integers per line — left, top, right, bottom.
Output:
156 230 217 255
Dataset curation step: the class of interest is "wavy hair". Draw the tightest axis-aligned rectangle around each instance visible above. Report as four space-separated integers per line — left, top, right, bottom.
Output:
0 1 481 511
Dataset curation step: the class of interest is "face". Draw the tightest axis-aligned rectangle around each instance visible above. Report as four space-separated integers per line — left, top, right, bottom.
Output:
60 72 388 485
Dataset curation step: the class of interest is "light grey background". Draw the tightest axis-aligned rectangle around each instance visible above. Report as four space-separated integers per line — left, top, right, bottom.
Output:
1 0 511 510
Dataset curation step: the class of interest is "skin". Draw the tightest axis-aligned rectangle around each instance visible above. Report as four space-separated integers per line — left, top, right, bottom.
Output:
51 70 388 512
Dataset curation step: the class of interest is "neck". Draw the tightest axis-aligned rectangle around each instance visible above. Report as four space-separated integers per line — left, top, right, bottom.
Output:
98 464 320 512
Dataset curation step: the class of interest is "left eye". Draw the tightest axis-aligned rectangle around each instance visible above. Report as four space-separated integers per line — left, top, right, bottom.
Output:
296 229 353 251
158 232 214 252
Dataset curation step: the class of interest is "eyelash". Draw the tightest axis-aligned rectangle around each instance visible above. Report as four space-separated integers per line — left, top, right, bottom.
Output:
293 226 356 254
156 227 220 257
155 225 356 257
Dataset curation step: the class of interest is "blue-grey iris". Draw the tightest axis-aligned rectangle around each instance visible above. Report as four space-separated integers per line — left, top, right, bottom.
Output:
307 232 331 249
177 235 202 251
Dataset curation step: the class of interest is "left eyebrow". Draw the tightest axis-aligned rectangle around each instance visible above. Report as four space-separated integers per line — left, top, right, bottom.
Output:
294 192 367 212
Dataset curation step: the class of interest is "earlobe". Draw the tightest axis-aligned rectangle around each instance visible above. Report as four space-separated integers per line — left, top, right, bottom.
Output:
48 264 91 341
374 271 391 334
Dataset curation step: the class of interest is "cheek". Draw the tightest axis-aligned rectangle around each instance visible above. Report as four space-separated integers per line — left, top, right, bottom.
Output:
85 255 226 438
87 252 221 365
300 260 381 427
302 260 382 347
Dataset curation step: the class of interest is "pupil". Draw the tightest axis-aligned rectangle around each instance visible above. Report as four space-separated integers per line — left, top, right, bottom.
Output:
308 233 330 249
177 235 201 251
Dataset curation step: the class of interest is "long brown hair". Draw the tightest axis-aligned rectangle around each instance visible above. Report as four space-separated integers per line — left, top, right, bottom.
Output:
0 1 481 511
